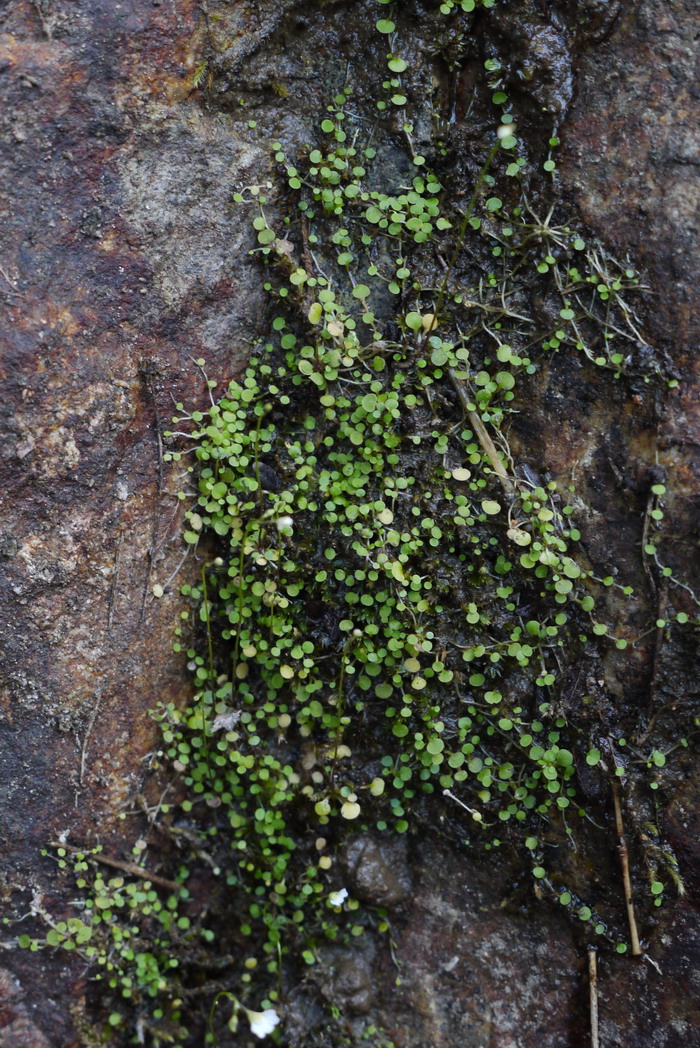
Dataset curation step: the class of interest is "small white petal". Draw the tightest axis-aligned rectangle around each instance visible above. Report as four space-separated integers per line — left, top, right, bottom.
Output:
245 1008 280 1039
328 888 348 906
276 516 294 531
497 122 516 140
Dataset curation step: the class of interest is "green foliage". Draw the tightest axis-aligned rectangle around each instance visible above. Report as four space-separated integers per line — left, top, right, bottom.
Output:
20 3 696 1044
19 848 193 1043
156 75 664 1012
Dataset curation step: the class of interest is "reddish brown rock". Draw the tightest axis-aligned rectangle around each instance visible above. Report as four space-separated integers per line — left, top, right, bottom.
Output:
0 0 698 1044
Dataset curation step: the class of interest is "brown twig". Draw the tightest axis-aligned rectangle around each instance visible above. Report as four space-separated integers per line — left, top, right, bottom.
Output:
588 948 599 1048
635 695 688 749
448 368 515 494
51 843 183 894
299 211 314 275
611 782 642 955
139 359 165 497
646 579 667 719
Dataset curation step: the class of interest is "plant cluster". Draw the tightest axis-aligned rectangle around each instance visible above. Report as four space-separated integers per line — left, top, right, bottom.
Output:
16 1 697 1044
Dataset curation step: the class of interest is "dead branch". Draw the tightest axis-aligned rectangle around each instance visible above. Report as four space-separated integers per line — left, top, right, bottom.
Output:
611 782 642 955
50 843 183 894
448 368 515 494
588 947 599 1048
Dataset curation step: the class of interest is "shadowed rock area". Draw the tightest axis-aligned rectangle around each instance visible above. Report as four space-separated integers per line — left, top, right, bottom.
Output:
0 0 698 1044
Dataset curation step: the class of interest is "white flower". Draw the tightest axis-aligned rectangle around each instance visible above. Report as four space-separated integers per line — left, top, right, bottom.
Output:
328 888 348 907
497 122 516 140
276 516 294 531
245 1007 280 1039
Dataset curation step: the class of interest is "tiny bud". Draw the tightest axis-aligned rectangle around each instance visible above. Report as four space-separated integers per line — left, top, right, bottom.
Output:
497 122 516 140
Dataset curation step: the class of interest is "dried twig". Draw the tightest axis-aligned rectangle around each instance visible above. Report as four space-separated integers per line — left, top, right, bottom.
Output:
300 211 314 276
640 481 668 721
138 359 165 622
448 368 515 494
646 580 667 720
611 782 642 955
588 948 599 1048
50 842 183 894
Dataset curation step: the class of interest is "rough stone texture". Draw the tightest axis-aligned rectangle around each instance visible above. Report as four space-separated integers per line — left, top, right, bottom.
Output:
0 967 52 1048
562 0 698 356
362 835 700 1048
378 840 584 1048
0 0 698 1044
319 943 378 1018
560 0 700 610
0 0 264 874
0 1 266 1037
342 834 412 908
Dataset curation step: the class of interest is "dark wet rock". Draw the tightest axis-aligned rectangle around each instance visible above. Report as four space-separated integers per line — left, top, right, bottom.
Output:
0 0 698 1044
318 944 377 1017
281 987 329 1046
0 968 57 1048
257 461 281 492
374 837 584 1048
486 0 573 120
342 834 412 908
0 531 19 558
561 0 699 360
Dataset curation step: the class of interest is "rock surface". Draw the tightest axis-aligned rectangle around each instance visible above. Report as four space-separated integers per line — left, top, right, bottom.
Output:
0 0 698 1044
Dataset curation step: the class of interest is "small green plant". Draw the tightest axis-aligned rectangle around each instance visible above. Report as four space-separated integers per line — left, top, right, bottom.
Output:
19 3 697 1044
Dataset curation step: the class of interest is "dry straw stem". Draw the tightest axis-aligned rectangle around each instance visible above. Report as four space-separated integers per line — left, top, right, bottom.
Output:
51 842 183 894
448 368 515 494
588 947 599 1048
611 782 642 955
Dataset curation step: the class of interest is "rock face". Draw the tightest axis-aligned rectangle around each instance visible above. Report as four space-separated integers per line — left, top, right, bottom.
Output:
342 835 412 908
0 0 264 880
0 0 697 1045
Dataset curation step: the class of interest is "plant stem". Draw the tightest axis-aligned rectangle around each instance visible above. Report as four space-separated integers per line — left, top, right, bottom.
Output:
50 843 183 894
588 947 599 1048
201 564 216 754
611 781 642 955
448 368 515 494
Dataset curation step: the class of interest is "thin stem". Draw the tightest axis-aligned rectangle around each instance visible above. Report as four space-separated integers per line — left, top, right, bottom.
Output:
49 843 183 894
330 639 351 786
201 564 216 756
448 368 515 494
588 948 599 1048
611 781 642 955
